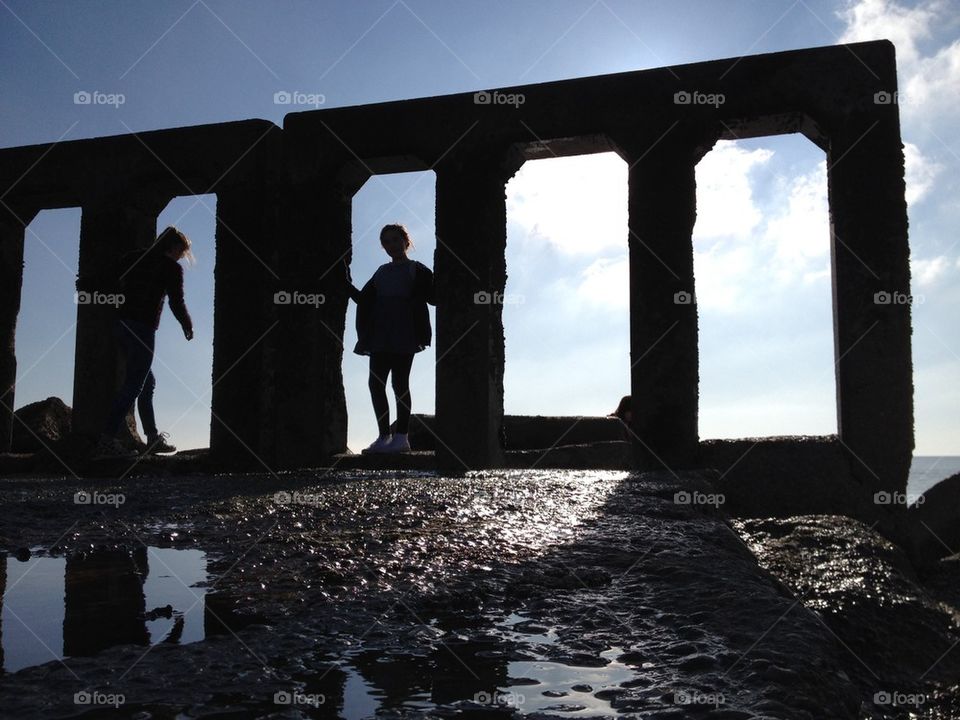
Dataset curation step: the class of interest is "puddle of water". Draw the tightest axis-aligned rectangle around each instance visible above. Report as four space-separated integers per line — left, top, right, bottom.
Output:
1 547 208 674
341 663 389 720
334 615 635 717
501 611 560 645
504 648 634 716
496 617 632 715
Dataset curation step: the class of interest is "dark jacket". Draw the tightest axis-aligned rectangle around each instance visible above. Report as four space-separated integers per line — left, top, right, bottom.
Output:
116 250 192 331
77 249 191 331
351 260 435 355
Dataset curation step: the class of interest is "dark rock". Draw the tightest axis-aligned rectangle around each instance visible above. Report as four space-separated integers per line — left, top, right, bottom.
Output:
540 703 587 712
506 676 540 686
735 515 960 691
12 397 71 453
677 653 717 672
11 396 144 458
903 472 960 562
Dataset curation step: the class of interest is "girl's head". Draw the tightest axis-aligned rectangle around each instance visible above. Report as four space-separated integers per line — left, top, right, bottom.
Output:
612 395 632 422
156 226 194 265
380 223 412 260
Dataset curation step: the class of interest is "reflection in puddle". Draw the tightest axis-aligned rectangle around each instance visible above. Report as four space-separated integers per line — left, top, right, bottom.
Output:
499 614 633 716
505 649 633 716
340 663 384 720
1 547 208 674
335 615 635 717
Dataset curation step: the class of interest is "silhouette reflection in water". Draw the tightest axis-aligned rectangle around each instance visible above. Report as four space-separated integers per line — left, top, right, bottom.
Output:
1 546 206 673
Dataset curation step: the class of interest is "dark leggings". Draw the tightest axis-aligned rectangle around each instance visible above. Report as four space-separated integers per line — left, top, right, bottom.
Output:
104 319 159 438
369 352 414 436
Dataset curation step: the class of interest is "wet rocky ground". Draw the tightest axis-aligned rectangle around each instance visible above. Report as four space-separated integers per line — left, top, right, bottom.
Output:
0 469 957 719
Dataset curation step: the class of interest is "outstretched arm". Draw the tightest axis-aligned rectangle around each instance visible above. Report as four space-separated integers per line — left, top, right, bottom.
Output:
343 259 363 303
166 263 194 340
418 263 436 306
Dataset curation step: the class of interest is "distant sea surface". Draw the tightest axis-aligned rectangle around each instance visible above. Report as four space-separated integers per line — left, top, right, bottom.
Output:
908 456 960 496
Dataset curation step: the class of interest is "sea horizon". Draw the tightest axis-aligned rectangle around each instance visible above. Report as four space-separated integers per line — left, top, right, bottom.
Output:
908 455 960 498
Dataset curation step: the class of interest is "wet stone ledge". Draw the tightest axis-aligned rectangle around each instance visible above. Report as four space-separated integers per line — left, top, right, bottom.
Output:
0 470 939 718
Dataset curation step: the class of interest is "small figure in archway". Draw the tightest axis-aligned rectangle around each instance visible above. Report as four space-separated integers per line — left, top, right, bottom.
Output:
345 224 435 454
610 395 633 440
93 227 194 459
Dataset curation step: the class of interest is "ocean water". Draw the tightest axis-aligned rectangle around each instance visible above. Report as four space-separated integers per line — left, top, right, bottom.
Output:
907 455 960 497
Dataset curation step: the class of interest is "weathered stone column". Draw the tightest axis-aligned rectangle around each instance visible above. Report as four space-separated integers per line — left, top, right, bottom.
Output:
209 184 279 468
269 178 351 468
73 196 162 440
624 136 700 469
0 549 5 669
827 110 912 493
434 153 510 472
0 205 34 452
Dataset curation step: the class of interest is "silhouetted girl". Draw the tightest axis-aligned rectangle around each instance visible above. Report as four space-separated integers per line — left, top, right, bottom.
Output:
94 227 194 458
346 224 435 454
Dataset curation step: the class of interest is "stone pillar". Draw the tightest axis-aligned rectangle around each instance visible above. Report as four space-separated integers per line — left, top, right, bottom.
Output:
827 111 912 493
209 185 279 468
270 178 351 468
0 552 5 669
0 205 32 452
625 137 699 469
434 154 509 472
73 196 161 441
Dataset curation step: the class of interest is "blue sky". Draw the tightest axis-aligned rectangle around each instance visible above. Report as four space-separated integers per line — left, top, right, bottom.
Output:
1 0 957 455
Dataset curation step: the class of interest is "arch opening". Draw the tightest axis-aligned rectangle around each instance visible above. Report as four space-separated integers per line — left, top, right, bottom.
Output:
694 134 836 440
504 151 629 424
346 170 437 453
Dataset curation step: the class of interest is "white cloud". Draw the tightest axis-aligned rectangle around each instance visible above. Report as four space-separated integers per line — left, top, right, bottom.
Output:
839 0 960 124
506 152 627 255
838 0 938 66
904 38 960 116
694 142 773 240
692 146 830 312
694 241 759 313
764 160 830 282
904 141 942 204
575 255 629 310
911 254 951 286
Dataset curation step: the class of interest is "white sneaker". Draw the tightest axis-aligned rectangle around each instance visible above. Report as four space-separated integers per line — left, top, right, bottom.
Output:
362 435 393 454
382 433 411 453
